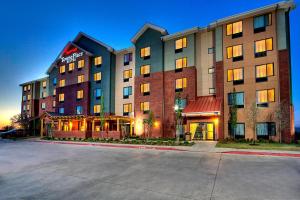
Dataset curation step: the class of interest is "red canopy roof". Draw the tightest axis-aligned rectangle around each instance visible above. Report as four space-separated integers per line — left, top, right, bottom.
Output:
183 96 221 116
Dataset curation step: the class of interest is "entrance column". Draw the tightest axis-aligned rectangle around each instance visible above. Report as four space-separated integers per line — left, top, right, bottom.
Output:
92 119 95 132
117 118 120 132
130 119 133 136
58 119 61 131
40 118 44 138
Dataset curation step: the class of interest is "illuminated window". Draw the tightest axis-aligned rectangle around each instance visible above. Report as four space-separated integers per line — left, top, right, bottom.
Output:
77 75 84 83
27 85 31 91
255 38 273 57
124 53 132 65
59 107 64 114
53 89 56 96
42 81 47 88
175 37 187 51
226 21 243 38
254 13 272 33
23 105 26 111
257 89 275 107
27 104 30 111
123 69 132 81
23 86 27 92
94 56 102 66
78 59 84 69
60 65 65 74
140 102 150 113
140 83 150 95
52 101 56 108
23 96 26 101
140 65 150 76
256 63 274 82
94 72 102 82
27 94 31 101
209 88 216 94
175 57 187 71
76 106 83 115
59 93 64 102
41 102 46 110
140 47 150 58
227 45 243 61
208 68 215 74
93 105 101 114
69 63 75 71
77 90 83 100
175 78 187 92
123 103 132 116
59 79 65 87
227 68 244 84
41 91 47 98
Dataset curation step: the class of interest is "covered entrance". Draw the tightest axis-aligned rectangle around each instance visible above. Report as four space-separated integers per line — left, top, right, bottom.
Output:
190 122 214 140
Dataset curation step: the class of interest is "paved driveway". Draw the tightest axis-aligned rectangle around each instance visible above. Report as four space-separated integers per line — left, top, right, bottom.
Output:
0 140 299 200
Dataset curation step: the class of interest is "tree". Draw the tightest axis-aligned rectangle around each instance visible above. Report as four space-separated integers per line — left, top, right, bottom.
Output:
10 112 30 134
228 88 238 139
143 110 154 138
246 102 259 144
274 101 291 143
175 94 184 143
99 94 106 132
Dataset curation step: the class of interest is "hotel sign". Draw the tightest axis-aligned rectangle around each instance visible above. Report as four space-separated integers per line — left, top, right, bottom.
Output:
60 47 84 64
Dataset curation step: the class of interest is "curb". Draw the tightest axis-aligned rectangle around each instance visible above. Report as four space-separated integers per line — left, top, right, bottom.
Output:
222 151 300 158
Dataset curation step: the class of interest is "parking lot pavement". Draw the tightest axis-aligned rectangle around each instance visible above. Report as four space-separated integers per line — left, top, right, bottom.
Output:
0 140 299 200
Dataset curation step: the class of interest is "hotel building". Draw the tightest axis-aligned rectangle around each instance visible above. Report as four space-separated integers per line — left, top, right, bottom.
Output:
20 1 295 142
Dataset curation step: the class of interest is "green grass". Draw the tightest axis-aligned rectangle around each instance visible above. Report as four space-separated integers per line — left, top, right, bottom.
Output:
216 142 300 151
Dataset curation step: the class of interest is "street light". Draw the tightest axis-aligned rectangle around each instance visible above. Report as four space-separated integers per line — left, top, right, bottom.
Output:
174 104 179 111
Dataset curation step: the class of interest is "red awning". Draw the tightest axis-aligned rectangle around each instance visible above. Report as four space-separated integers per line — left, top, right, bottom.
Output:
182 96 221 117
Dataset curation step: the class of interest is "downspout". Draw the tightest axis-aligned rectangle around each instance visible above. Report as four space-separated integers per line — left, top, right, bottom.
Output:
162 38 165 138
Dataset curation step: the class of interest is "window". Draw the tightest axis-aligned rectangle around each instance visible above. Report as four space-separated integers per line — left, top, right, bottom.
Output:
124 53 132 65
256 89 275 107
76 106 83 115
175 57 187 72
94 56 102 66
68 62 75 71
175 98 187 110
52 101 56 108
209 88 216 94
140 83 150 96
175 78 187 92
27 94 31 101
41 102 46 110
227 68 244 84
59 107 64 114
94 88 102 99
53 78 57 86
123 103 132 116
23 105 26 111
227 45 243 61
78 59 84 69
140 65 150 77
77 75 84 83
53 89 56 96
175 37 187 52
140 47 150 59
94 72 102 82
228 123 245 139
41 91 47 98
94 105 101 114
208 68 215 74
23 86 27 92
256 63 274 82
208 48 214 54
255 38 273 57
59 79 65 87
42 81 47 88
123 69 132 82
60 65 65 74
59 93 64 102
256 122 276 139
228 92 244 108
77 90 83 100
226 21 243 38
27 85 31 91
140 102 150 114
23 96 26 101
254 13 272 33
27 104 30 111
123 86 132 99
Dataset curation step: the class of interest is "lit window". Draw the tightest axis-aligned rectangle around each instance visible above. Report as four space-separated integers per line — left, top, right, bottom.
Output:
123 86 132 98
42 91 47 98
23 86 27 92
123 103 132 116
23 105 26 111
94 72 102 82
27 85 31 91
175 78 187 91
27 104 30 111
175 57 187 70
23 96 26 101
42 81 47 88
78 60 84 68
41 102 46 110
77 90 83 99
254 13 272 33
140 102 150 113
53 78 57 86
59 107 64 114
123 69 133 81
94 105 101 114
140 83 150 95
255 38 273 57
59 93 64 102
77 75 84 83
59 79 65 87
140 47 150 58
208 68 215 74
256 63 274 81
227 45 243 61
76 106 83 115
60 65 65 74
94 56 102 66
94 88 102 99
69 63 75 71
52 101 56 108
124 53 132 65
226 21 243 37
140 65 150 76
257 89 275 106
175 37 187 50
27 94 31 101
228 92 244 108
53 89 56 96
227 68 244 84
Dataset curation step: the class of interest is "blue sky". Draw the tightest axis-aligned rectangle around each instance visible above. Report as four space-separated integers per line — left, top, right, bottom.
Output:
0 0 299 127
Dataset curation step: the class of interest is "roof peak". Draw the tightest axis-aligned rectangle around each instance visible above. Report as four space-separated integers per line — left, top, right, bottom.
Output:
131 23 168 43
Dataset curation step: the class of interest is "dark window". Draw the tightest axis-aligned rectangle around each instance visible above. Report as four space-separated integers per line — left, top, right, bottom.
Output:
124 53 132 65
123 86 132 99
254 13 272 33
256 122 276 139
208 47 215 54
228 92 244 108
94 89 102 100
228 123 245 139
53 78 57 86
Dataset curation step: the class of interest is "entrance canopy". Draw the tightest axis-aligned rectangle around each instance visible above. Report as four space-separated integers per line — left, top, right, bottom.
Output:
182 96 221 117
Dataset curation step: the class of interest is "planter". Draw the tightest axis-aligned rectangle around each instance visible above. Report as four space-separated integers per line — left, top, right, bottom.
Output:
185 134 191 141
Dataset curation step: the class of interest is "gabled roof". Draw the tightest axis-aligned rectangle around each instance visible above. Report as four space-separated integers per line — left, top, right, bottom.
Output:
74 32 115 52
20 76 48 86
131 23 168 43
162 27 199 41
182 96 221 117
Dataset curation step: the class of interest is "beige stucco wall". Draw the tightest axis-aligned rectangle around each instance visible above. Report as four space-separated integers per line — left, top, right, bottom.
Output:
115 48 135 116
195 31 215 96
222 11 280 140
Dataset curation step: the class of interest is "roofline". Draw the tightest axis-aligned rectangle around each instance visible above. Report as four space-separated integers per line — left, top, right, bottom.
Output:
115 46 135 54
209 0 296 28
182 111 221 117
74 32 115 52
162 27 199 41
19 76 48 86
131 23 168 43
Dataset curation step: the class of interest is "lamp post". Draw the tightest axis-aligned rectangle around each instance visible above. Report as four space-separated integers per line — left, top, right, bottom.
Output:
174 104 181 144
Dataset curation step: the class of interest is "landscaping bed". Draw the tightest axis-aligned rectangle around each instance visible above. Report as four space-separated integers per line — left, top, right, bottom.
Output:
42 136 195 146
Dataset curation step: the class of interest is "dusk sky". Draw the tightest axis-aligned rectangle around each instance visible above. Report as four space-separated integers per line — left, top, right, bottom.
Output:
0 0 299 128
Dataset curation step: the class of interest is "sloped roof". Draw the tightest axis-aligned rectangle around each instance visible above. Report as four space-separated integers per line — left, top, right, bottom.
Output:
131 23 168 43
74 32 114 52
182 96 221 116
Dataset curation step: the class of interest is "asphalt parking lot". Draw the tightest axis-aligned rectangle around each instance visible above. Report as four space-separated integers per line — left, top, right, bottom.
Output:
0 140 299 200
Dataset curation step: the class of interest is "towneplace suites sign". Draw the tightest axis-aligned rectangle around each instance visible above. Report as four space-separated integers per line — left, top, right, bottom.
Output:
60 47 84 64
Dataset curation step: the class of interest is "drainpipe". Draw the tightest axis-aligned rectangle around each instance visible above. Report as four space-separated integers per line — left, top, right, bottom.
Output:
162 38 165 138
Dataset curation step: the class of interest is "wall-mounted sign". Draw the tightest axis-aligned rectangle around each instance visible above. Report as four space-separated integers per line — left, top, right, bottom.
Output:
60 50 84 64
64 47 78 55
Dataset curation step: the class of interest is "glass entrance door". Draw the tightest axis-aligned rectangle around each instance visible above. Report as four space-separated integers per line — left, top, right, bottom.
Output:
190 122 214 140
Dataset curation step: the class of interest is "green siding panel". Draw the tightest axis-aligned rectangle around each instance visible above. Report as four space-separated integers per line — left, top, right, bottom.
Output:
215 26 223 62
277 10 287 50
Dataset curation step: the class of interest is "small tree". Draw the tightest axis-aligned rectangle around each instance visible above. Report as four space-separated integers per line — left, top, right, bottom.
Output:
246 102 259 144
10 112 30 134
175 94 184 143
99 94 106 132
228 88 238 139
274 101 291 143
143 110 154 138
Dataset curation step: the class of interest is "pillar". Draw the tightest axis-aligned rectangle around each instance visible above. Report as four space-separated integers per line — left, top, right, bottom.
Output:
40 118 44 138
130 119 133 136
92 119 95 132
117 118 120 132
83 118 86 131
58 119 61 131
